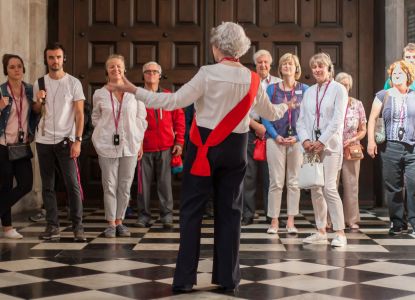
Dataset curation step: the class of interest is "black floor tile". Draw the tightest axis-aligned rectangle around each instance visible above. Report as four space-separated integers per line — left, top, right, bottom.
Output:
101 281 174 299
222 283 306 299
20 266 103 280
0 281 88 299
117 266 176 280
318 283 415 300
240 267 296 281
309 268 392 282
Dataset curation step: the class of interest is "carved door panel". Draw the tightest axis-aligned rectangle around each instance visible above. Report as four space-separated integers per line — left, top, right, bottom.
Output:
60 0 373 204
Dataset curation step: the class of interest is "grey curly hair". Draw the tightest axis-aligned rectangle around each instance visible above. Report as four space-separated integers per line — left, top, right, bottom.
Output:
210 22 251 59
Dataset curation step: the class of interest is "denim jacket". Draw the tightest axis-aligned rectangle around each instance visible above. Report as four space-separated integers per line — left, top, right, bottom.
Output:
0 81 37 140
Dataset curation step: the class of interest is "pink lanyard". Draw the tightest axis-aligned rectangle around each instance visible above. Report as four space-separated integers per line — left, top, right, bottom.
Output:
7 82 24 130
399 95 407 127
281 82 296 127
315 80 331 128
110 91 124 133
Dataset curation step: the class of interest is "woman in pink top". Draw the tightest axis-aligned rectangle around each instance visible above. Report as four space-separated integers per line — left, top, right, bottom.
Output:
336 72 367 229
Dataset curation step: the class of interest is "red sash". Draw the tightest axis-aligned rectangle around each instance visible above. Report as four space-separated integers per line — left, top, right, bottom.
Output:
189 71 260 176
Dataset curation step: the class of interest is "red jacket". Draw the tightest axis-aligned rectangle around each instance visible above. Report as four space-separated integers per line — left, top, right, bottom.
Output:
143 88 185 152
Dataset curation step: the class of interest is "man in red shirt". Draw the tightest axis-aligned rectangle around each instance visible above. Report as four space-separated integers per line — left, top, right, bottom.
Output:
135 61 185 228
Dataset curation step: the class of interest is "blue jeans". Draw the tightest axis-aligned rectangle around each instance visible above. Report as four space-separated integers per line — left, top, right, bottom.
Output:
381 141 415 228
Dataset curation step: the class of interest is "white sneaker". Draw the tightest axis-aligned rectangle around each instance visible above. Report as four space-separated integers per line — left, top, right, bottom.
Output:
331 235 347 247
286 226 298 234
303 232 328 244
267 226 279 234
4 229 23 239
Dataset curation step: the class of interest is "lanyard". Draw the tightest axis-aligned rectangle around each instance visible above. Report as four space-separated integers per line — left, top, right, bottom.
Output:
315 80 331 128
281 81 296 127
7 82 24 130
399 95 407 127
110 91 124 133
219 56 240 63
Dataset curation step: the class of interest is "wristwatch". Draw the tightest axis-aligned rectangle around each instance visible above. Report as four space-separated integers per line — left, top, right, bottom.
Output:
75 136 83 142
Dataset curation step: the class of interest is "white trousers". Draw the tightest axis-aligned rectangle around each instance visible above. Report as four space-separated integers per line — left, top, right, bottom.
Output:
310 151 345 231
266 139 302 218
98 155 138 221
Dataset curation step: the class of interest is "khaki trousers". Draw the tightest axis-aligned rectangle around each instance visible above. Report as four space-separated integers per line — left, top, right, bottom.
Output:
266 139 302 218
341 159 361 225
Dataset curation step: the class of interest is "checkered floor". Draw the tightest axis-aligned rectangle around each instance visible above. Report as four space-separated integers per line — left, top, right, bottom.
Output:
1 208 415 299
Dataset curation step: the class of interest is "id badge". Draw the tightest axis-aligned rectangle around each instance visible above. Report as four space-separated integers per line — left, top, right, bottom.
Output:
398 127 405 141
18 129 24 143
113 134 120 145
314 129 321 140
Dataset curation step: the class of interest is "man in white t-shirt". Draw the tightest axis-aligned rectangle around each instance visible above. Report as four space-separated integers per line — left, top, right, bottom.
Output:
32 43 86 241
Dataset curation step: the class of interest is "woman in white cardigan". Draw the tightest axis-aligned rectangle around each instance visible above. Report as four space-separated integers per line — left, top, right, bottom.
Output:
296 53 348 247
92 54 147 238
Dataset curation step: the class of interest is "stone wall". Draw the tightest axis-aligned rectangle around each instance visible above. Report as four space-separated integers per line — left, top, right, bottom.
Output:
0 0 48 213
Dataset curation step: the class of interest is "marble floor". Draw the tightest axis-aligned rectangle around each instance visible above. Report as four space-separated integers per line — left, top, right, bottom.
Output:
1 208 415 299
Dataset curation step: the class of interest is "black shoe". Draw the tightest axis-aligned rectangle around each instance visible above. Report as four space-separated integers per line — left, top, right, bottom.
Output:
133 220 151 228
73 226 87 242
163 222 174 229
241 218 253 226
402 223 408 232
218 285 239 293
389 226 403 236
172 284 193 292
39 225 60 240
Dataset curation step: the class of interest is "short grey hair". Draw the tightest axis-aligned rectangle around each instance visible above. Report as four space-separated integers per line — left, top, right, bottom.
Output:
210 22 251 59
253 50 272 65
335 72 353 90
142 61 162 74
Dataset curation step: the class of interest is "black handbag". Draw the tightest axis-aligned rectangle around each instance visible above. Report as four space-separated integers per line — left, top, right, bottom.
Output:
7 143 33 161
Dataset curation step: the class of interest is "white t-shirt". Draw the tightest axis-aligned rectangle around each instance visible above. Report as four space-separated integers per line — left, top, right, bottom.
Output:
33 73 85 144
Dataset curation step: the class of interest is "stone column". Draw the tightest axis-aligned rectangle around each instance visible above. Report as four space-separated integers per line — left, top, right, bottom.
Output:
0 0 48 213
385 0 405 74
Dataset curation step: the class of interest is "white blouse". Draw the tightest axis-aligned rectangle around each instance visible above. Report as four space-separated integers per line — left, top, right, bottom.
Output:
296 80 348 153
91 87 147 158
133 64 288 134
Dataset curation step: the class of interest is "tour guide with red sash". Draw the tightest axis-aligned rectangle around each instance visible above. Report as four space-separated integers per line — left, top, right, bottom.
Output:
109 21 292 294
189 71 259 177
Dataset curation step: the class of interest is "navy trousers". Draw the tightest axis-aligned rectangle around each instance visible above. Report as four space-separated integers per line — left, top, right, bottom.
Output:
173 126 247 288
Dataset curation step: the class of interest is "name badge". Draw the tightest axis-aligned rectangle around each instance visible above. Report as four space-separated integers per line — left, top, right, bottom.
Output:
295 90 302 95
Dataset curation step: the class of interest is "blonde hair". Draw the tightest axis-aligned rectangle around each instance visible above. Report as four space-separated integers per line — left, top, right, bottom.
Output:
403 43 415 54
335 72 353 90
253 49 272 65
309 52 335 79
278 53 301 80
387 59 415 87
105 54 125 70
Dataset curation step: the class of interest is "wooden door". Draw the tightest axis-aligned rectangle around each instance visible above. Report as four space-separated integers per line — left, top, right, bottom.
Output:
58 0 374 205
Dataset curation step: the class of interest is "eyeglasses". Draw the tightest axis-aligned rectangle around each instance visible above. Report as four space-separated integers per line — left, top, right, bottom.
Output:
143 70 160 75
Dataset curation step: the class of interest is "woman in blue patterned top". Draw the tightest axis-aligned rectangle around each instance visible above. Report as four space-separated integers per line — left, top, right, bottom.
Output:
262 53 309 234
367 60 415 235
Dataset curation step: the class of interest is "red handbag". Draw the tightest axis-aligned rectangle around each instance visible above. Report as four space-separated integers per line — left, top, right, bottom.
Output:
253 138 267 161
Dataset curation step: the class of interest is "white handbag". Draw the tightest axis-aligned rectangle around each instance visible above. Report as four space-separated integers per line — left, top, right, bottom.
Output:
298 153 324 189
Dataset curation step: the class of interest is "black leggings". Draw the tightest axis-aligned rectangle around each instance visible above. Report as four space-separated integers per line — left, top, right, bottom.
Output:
0 145 33 227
